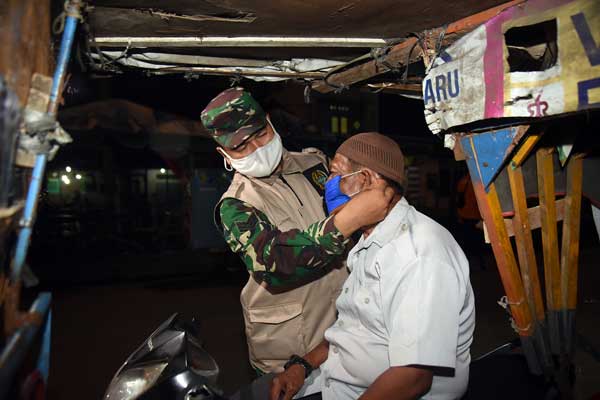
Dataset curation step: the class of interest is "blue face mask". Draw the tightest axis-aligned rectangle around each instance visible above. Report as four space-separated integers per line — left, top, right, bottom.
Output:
324 171 362 214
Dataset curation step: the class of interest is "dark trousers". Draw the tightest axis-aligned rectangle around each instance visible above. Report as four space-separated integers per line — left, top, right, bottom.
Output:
230 373 322 400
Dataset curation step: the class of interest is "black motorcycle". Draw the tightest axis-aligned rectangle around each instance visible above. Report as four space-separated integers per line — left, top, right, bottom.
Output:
105 314 553 400
104 314 226 400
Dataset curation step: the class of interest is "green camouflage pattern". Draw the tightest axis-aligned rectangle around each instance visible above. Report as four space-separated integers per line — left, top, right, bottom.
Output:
219 198 347 286
201 87 266 149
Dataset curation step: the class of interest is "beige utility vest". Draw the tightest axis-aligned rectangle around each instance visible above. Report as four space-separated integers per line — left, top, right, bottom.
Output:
216 149 349 373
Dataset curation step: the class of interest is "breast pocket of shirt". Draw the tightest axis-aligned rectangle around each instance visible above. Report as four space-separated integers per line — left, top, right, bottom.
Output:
354 284 384 334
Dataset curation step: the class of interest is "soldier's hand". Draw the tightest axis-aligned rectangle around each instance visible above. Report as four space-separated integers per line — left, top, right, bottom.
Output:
269 365 306 400
352 178 395 225
334 178 394 237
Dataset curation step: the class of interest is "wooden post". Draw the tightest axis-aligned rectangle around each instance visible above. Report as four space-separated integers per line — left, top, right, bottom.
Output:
0 0 52 105
560 155 583 356
462 134 539 373
507 165 545 321
536 148 562 354
507 162 552 370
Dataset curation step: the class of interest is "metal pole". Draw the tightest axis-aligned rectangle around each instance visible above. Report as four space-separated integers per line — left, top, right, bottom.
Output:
0 293 52 400
48 9 80 116
11 154 47 281
2 3 80 397
10 1 81 282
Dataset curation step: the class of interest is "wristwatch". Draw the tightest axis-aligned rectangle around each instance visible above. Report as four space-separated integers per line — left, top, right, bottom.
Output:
283 354 314 378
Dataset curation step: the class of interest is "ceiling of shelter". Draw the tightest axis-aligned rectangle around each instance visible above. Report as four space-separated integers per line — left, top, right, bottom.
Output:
88 0 506 38
80 0 511 87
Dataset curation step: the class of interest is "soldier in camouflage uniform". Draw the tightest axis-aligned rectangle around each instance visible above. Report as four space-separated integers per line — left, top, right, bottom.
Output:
201 87 392 375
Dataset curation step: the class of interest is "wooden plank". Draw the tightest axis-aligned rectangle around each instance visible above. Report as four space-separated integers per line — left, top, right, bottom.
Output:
561 156 583 311
462 133 541 373
477 182 533 336
0 0 52 105
512 132 542 167
536 148 562 354
501 199 566 238
312 0 524 93
464 134 533 336
536 149 561 312
507 166 545 322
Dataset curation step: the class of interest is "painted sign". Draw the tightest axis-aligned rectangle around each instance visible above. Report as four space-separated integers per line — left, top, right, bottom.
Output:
424 0 600 134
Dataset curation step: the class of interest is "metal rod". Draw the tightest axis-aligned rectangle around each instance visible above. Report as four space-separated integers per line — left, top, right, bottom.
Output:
11 1 81 281
151 67 325 79
92 36 388 48
49 13 79 116
10 154 47 282
0 293 52 400
36 310 52 384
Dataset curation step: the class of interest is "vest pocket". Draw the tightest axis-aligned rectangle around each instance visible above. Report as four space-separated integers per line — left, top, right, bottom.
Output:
246 302 306 363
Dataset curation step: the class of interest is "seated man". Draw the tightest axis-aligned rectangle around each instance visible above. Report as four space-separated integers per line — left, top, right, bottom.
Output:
267 132 476 400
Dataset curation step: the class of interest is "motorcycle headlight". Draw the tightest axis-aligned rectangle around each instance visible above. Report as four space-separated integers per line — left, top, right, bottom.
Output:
104 362 168 400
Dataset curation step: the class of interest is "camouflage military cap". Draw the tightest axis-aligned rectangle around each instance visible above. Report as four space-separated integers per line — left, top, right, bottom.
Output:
201 87 266 149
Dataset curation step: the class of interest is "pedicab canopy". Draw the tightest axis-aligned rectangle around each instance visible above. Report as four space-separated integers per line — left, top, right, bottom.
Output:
423 0 600 134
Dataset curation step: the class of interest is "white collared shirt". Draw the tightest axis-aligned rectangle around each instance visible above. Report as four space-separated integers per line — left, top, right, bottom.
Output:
319 198 475 400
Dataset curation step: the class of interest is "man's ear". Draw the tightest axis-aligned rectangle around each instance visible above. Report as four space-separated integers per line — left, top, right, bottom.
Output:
364 169 389 189
360 168 378 188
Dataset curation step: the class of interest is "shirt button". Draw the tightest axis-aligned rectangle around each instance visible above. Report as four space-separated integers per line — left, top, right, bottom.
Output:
401 223 408 231
364 297 370 304
344 287 349 294
338 320 344 327
325 380 330 388
332 346 339 354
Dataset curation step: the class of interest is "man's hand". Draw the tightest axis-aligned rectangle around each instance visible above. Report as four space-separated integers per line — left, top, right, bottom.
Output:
334 178 395 238
269 364 306 400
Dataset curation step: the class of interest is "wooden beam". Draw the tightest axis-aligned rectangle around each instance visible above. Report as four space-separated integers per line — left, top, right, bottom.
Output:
498 199 566 238
507 166 545 322
312 0 524 93
512 132 542 167
0 0 52 105
537 149 561 311
462 132 541 373
474 182 534 337
536 148 561 354
560 155 583 356
561 156 583 311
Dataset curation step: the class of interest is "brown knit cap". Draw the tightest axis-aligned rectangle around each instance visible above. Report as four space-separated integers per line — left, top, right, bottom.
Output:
337 132 405 186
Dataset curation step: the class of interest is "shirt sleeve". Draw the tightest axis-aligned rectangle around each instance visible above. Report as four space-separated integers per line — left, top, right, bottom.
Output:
381 252 461 371
218 197 348 285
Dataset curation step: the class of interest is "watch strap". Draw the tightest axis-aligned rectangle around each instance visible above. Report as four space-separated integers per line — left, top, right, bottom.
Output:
283 354 314 378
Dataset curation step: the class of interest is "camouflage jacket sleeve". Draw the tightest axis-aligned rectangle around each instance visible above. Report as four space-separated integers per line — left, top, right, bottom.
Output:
219 197 347 286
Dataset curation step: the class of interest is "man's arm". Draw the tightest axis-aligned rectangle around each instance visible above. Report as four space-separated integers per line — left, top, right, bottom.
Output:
220 181 394 284
358 366 433 400
220 198 348 284
269 340 330 400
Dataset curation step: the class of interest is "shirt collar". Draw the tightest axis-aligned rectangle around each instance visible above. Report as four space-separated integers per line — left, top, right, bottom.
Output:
353 197 411 251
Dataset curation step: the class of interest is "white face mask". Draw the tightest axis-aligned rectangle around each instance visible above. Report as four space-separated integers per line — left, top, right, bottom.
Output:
222 125 283 178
